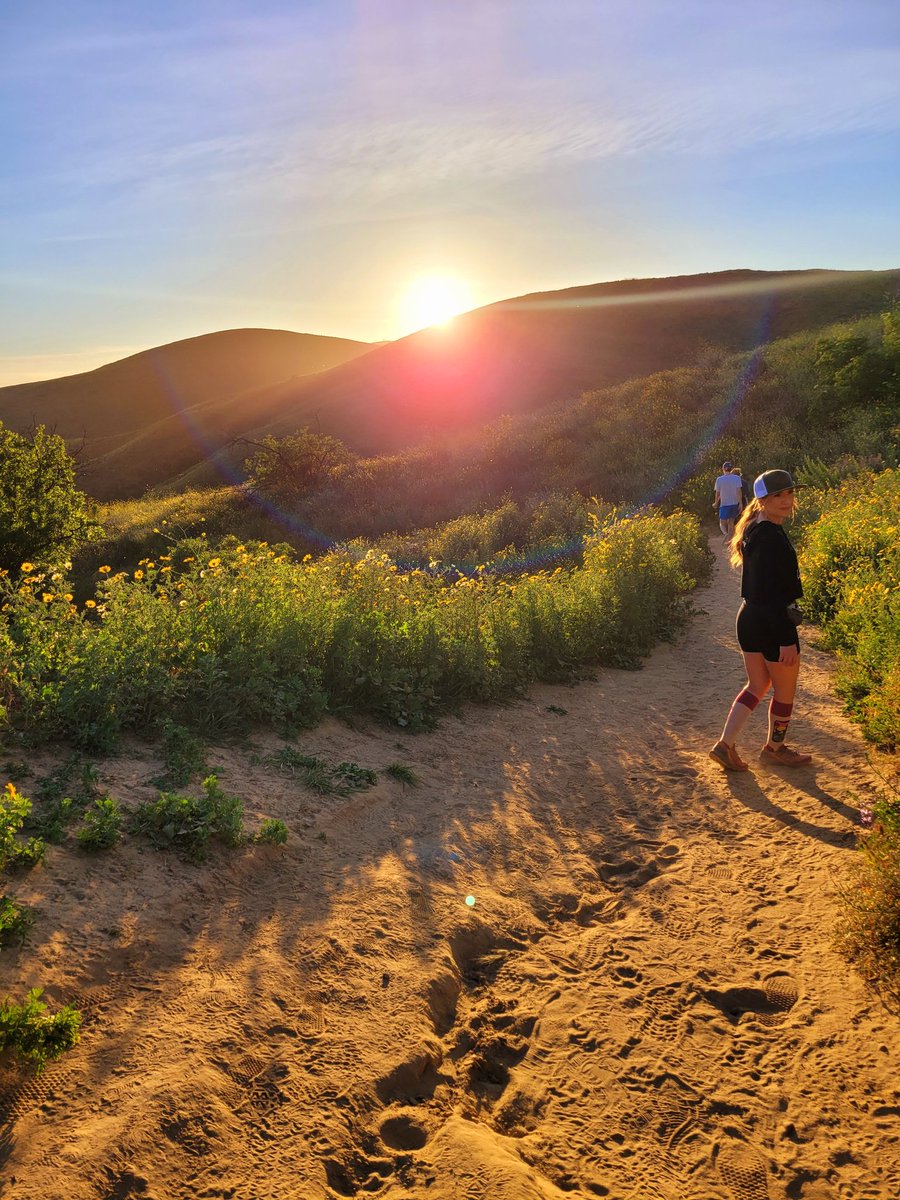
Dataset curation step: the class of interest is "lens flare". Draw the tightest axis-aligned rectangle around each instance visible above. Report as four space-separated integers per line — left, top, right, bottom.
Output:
399 274 474 333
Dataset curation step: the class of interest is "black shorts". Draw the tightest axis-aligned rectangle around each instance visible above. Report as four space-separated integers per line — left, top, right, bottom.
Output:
736 601 799 663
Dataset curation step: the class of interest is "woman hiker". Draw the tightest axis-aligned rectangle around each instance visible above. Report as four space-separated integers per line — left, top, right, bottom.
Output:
709 469 813 771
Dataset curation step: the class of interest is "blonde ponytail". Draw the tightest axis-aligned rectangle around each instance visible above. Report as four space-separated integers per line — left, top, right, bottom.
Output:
729 500 762 568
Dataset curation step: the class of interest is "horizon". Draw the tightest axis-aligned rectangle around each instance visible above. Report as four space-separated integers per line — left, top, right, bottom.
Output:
2 1 900 386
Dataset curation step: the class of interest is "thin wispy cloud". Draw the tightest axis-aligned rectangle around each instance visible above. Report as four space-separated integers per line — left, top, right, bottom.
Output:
1 1 898 378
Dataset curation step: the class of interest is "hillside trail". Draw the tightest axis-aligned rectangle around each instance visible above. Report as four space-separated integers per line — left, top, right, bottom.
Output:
2 538 898 1200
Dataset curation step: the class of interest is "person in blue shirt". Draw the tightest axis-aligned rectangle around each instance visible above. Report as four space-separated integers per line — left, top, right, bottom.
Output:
713 460 744 543
709 469 812 771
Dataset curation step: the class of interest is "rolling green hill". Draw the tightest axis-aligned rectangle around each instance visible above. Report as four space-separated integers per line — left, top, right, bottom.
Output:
5 267 899 500
0 328 373 498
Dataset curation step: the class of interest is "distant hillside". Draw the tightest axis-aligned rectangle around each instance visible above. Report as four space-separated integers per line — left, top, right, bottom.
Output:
135 267 900 500
6 268 900 499
0 328 372 497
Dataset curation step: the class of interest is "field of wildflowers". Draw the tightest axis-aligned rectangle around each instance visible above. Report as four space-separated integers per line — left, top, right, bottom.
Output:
0 510 710 751
799 467 900 752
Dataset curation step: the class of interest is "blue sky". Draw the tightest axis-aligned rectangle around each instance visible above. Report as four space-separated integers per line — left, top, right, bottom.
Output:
2 0 899 384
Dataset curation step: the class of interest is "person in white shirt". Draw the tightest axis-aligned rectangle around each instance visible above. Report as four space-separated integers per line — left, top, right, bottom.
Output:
713 460 744 542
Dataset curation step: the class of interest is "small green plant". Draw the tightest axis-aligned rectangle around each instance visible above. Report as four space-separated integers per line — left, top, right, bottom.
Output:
0 988 81 1073
269 749 378 795
152 722 208 788
268 749 336 794
27 757 101 843
254 818 288 845
0 895 35 946
333 762 378 792
1 782 44 872
132 774 244 861
76 797 123 852
30 795 75 844
385 762 420 787
269 747 323 773
5 836 46 872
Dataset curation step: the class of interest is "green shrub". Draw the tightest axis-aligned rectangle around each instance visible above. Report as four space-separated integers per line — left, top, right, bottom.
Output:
132 774 243 861
76 796 123 852
254 818 288 845
836 791 900 1003
0 894 35 946
0 988 81 1073
799 468 900 749
0 781 43 871
0 422 99 572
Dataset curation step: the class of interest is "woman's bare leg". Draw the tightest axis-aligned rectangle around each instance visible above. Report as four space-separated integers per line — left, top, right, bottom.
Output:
762 658 800 747
719 652 771 746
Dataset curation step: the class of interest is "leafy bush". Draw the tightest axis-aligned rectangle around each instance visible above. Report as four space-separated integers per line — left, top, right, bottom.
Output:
0 988 81 1073
836 790 900 1003
0 781 43 871
244 428 353 504
0 894 35 946
76 796 123 852
254 818 288 845
0 422 99 573
799 468 900 750
132 774 243 861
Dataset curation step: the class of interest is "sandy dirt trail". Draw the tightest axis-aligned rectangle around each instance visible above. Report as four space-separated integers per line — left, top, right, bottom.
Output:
2 540 898 1200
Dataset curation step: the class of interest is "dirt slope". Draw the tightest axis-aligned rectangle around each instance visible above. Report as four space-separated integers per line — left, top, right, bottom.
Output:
1 542 897 1199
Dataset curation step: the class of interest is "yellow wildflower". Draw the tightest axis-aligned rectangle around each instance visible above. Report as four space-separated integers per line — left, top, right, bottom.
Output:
99 565 112 573
20 562 34 572
64 593 73 602
42 593 54 603
85 599 97 608
134 570 144 580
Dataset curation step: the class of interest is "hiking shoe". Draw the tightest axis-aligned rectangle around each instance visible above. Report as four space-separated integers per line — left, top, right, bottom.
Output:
760 744 812 767
709 741 749 772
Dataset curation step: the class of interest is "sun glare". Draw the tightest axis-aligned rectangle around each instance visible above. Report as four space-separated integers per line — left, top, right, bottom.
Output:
399 274 474 334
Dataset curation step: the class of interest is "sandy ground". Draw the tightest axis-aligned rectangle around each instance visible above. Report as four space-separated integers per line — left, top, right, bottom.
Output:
1 540 898 1200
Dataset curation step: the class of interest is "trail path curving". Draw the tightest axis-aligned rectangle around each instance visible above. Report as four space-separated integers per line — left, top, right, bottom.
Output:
2 540 898 1199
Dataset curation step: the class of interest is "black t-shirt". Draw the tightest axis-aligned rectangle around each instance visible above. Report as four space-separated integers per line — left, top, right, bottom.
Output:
740 519 802 608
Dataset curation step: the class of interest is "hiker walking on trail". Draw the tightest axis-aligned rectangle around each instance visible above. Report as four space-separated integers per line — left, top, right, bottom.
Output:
710 469 812 772
713 461 744 542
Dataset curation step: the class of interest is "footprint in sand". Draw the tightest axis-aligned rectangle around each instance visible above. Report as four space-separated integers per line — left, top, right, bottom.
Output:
704 972 799 1027
716 1142 771 1200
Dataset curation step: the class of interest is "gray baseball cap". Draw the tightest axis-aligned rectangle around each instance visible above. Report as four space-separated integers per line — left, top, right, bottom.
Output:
753 469 800 499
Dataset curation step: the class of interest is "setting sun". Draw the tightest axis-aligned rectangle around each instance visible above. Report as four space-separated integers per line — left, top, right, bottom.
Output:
398 273 474 334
